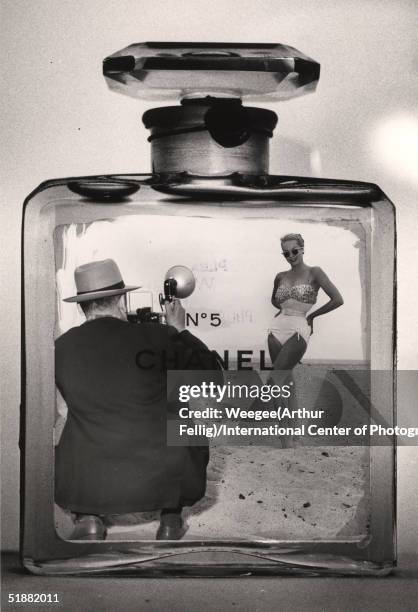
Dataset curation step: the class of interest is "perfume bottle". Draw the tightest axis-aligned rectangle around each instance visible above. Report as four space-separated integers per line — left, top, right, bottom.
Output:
21 43 395 576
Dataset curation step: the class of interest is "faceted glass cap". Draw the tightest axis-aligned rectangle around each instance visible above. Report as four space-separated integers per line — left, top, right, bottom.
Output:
103 42 320 101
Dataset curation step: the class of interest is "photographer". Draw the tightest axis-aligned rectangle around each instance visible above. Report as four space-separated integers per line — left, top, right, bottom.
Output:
55 258 217 541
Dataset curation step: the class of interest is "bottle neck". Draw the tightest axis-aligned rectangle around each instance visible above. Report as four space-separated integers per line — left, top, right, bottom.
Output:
150 131 270 175
143 99 277 176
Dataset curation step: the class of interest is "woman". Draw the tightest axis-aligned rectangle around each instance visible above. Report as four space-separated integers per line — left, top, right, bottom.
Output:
268 233 344 369
267 234 343 447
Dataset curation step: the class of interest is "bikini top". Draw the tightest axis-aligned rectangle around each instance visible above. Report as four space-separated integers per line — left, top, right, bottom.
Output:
275 283 318 305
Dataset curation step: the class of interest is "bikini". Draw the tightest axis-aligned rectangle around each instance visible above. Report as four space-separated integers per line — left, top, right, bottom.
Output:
268 283 318 345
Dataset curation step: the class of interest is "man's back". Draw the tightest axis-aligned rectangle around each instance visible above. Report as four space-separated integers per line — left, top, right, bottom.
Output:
55 317 210 515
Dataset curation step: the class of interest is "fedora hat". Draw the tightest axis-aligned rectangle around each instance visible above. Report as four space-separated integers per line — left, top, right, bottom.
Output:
64 259 140 303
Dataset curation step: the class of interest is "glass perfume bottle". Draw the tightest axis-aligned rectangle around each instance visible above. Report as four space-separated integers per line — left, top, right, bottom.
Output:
21 43 395 576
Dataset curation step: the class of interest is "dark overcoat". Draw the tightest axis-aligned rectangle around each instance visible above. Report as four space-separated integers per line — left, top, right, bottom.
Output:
55 317 214 514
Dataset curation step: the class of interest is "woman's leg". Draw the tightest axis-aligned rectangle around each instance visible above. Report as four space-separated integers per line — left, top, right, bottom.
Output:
266 332 283 400
269 333 308 448
267 332 283 364
270 333 307 385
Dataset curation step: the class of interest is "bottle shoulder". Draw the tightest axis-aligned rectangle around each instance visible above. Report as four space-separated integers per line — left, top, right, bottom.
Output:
22 172 394 215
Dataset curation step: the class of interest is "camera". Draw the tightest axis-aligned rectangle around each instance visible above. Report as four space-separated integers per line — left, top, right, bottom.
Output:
127 266 195 324
160 277 178 306
127 306 162 324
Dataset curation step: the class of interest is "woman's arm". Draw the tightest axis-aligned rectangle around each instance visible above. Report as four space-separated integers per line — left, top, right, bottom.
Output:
307 267 344 333
271 273 283 310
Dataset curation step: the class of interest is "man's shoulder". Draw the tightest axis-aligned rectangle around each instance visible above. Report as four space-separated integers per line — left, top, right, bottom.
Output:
55 325 80 346
55 320 179 349
129 322 178 343
55 318 122 345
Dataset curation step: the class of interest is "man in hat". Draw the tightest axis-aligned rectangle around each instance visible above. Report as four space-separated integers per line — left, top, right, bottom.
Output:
55 258 217 541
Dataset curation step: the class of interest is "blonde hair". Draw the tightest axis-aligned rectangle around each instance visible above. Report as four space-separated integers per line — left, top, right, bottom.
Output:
281 233 304 248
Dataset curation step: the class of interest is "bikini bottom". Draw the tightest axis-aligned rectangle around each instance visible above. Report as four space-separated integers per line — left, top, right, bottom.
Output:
268 314 311 346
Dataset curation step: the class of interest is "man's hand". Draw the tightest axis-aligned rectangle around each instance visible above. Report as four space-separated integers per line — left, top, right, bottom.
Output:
165 298 186 333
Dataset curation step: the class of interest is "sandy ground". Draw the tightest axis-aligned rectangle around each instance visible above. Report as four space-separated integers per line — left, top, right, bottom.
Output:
55 365 371 542
56 444 369 542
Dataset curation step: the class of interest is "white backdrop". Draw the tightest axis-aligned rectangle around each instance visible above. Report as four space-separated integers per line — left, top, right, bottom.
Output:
56 217 363 359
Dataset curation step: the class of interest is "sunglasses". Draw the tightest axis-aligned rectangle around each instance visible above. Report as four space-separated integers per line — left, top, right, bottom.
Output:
282 247 303 258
